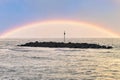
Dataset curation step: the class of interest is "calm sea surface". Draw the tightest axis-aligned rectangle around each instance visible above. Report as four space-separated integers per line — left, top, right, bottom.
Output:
0 38 120 80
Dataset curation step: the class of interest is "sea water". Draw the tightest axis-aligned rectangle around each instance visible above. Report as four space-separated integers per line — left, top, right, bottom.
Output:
0 38 120 80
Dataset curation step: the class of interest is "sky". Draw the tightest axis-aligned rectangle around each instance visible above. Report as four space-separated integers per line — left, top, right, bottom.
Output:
0 0 120 37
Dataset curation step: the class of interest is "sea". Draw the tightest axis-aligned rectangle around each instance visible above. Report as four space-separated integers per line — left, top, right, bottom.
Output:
0 38 120 80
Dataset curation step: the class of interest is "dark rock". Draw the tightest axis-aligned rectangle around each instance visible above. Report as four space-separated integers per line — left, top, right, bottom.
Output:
18 41 113 49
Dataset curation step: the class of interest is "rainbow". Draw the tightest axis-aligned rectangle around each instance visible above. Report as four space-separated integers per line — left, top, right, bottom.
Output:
0 20 119 38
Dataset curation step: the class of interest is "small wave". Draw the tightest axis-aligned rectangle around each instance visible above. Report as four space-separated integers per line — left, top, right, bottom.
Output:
100 51 113 53
29 56 54 60
55 49 83 52
9 48 46 53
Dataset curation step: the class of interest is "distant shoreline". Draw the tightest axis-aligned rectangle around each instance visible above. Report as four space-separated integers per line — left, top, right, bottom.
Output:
18 41 113 49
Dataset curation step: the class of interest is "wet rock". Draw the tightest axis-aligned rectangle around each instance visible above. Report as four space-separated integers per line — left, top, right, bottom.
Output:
18 41 113 49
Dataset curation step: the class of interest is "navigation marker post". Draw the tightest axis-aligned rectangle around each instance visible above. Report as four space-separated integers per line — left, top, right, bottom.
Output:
64 31 66 43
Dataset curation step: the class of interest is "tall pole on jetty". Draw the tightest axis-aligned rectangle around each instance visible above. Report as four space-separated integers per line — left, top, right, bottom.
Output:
64 31 66 43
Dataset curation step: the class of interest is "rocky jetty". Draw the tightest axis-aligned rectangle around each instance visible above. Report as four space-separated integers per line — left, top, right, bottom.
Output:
18 41 113 49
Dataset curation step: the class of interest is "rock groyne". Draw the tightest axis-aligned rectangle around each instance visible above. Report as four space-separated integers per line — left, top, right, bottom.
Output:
18 41 113 49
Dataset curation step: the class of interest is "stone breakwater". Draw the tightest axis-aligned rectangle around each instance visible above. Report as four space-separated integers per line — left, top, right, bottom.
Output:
18 41 113 49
